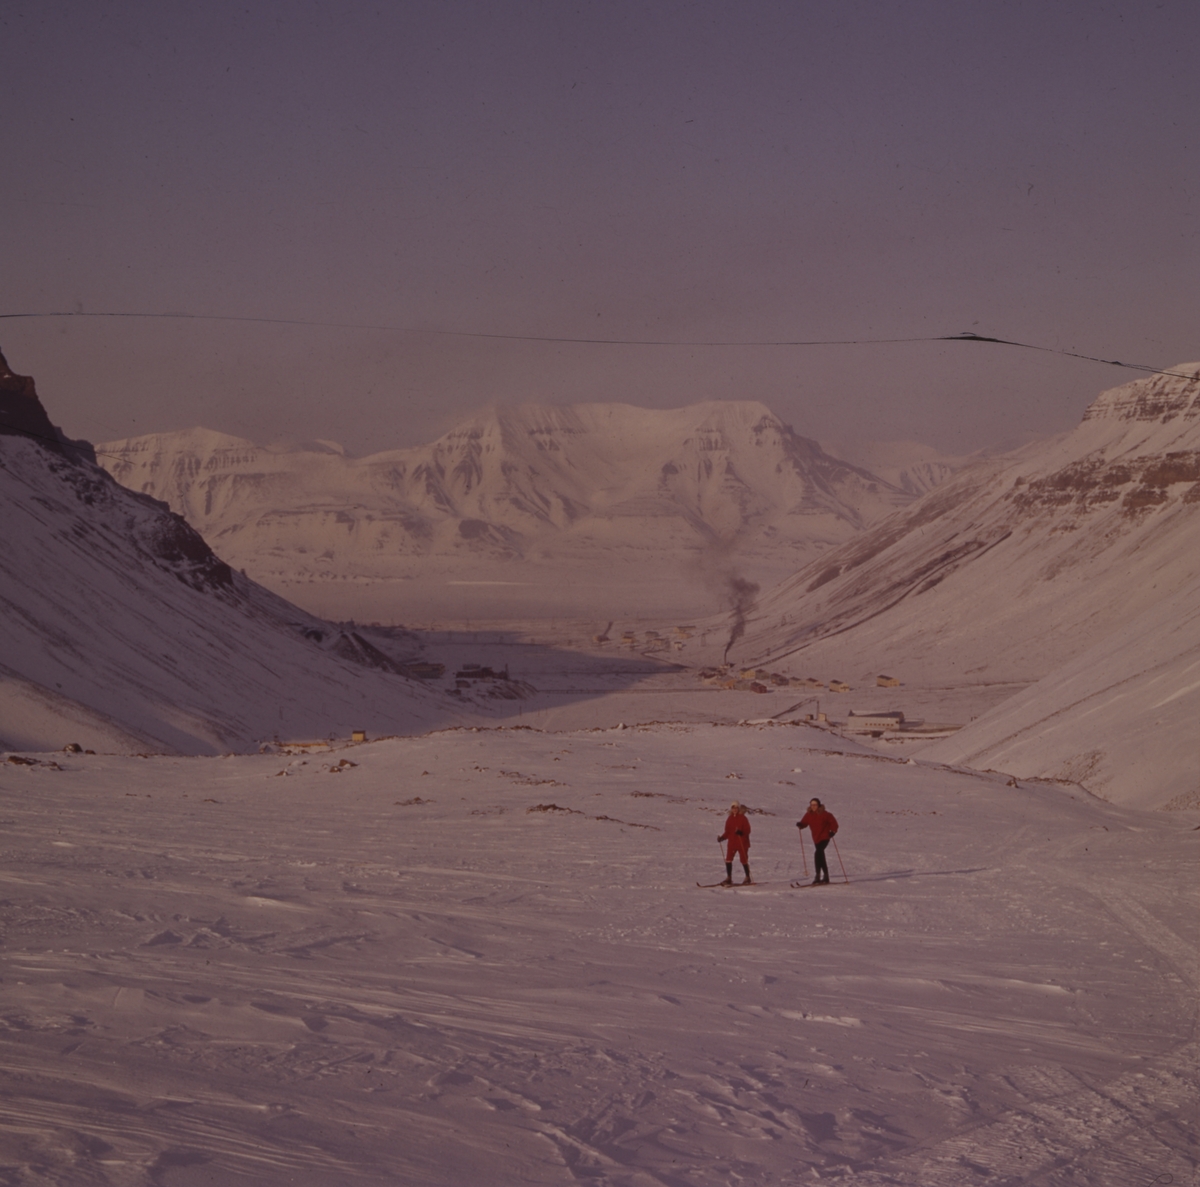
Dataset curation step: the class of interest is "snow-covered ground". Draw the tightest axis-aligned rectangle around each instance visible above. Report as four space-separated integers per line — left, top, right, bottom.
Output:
1 721 1195 1185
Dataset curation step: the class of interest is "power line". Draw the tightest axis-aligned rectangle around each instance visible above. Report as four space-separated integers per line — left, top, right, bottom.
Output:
0 310 1194 380
1 307 951 345
937 332 1189 379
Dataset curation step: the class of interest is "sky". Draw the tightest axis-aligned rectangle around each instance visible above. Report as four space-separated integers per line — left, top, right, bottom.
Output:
1 0 1196 458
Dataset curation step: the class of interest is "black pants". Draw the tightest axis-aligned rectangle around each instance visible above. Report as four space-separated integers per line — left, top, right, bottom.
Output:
813 839 830 882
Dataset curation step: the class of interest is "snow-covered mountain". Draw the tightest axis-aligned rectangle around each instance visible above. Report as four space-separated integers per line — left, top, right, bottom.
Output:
727 364 1200 807
820 438 971 496
0 350 456 754
99 402 923 603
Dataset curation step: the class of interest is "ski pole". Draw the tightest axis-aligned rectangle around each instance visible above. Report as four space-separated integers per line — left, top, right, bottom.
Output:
796 826 809 876
831 836 849 883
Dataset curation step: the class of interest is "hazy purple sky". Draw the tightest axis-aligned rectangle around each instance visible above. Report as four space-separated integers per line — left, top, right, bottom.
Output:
2 0 1196 456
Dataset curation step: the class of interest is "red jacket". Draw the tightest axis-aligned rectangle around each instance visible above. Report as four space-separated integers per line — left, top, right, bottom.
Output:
798 808 838 843
720 813 751 845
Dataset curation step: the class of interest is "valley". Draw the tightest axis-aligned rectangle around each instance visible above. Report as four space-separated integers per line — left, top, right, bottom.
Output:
5 5 1196 1181
1 350 1197 1185
346 618 1030 742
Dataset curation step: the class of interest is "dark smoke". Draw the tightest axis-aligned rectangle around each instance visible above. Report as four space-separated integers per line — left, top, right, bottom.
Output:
723 575 760 663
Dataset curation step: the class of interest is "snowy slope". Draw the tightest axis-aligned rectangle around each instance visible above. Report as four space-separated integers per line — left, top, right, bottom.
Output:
99 402 918 603
1 398 459 753
820 438 970 495
923 574 1200 810
736 365 1200 681
716 365 1200 807
0 724 1194 1184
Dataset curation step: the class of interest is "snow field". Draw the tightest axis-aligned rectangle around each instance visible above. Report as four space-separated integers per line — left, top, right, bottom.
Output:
0 723 1195 1185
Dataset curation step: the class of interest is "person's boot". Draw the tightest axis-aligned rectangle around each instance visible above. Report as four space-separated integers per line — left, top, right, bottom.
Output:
721 862 733 887
741 864 753 885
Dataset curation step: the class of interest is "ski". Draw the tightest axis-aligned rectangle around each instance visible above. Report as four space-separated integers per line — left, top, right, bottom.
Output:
697 881 762 888
789 880 850 889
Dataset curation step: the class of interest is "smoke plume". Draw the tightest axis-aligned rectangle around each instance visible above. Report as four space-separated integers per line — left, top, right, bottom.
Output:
723 575 760 663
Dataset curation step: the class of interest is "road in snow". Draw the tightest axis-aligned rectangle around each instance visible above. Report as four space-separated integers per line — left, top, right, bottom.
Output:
1 722 1194 1185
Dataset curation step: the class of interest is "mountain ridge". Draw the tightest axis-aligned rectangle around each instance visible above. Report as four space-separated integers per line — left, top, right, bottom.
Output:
721 364 1200 807
98 400 949 617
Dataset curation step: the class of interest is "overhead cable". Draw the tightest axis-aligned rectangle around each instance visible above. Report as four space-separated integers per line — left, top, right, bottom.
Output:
0 311 1194 380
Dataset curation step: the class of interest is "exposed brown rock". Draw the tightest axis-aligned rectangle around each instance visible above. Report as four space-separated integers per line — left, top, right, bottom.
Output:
1008 450 1200 516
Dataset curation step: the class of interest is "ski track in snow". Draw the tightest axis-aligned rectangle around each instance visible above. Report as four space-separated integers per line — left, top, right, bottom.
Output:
0 724 1195 1185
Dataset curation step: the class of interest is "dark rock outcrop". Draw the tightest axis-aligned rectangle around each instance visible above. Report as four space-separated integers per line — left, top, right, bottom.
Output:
0 348 96 464
1 347 229 590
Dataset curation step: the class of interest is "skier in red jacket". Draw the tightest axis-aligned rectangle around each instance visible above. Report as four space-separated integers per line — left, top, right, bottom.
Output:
719 802 752 885
797 798 838 885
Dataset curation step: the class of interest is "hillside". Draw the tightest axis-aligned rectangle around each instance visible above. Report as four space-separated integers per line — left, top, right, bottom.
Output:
0 350 457 754
924 573 1200 810
721 364 1200 807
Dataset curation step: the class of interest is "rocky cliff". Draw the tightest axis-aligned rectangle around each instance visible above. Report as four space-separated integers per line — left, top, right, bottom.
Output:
0 348 95 464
